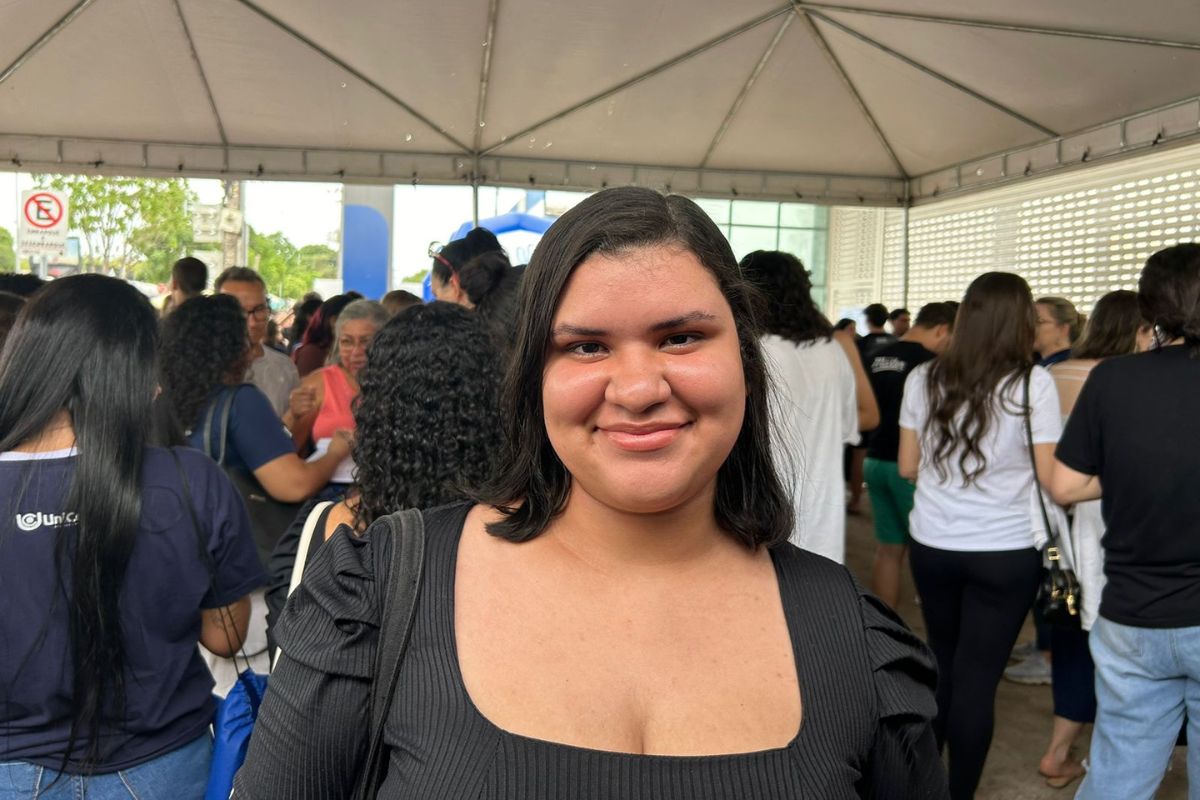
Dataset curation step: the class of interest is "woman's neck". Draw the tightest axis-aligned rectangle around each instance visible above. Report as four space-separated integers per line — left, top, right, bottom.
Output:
541 482 737 575
13 410 77 453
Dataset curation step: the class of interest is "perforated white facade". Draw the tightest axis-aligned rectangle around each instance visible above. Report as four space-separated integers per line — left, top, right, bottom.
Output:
828 141 1200 316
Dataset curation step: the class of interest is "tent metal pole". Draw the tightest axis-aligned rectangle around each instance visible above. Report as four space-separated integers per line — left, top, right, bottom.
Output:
807 9 1059 138
171 0 228 146
232 0 472 153
472 156 481 226
699 14 793 169
478 4 792 157
795 7 908 179
474 0 501 153
799 3 1200 52
0 0 97 87
901 183 911 307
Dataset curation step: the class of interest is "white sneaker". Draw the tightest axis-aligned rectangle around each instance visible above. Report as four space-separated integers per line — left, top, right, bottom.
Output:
1004 651 1051 685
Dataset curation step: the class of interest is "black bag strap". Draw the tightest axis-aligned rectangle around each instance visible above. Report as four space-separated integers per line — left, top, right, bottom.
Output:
1024 370 1063 565
201 386 237 467
169 447 256 676
353 507 426 800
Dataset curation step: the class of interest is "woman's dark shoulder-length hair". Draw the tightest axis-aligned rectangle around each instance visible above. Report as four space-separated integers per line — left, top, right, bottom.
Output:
738 249 834 343
1072 290 1147 360
352 301 504 528
1139 242 1200 355
473 186 793 549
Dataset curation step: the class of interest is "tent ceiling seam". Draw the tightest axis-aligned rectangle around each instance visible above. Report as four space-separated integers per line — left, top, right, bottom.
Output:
802 3 1200 52
231 0 472 154
477 3 793 157
794 6 908 179
698 14 794 170
473 0 501 154
173 0 228 146
807 8 1059 138
0 0 98 87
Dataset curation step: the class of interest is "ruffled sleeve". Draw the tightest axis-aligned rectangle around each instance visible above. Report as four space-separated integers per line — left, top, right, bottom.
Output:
235 526 385 799
857 587 949 799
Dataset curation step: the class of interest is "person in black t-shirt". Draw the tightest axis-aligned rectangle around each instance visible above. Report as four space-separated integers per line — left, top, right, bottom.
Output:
1052 243 1200 800
865 302 957 609
847 304 897 513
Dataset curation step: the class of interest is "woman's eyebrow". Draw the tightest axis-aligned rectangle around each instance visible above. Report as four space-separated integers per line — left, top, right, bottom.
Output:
650 311 718 332
551 311 718 339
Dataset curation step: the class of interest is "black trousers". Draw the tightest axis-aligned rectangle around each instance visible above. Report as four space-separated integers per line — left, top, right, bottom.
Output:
909 539 1041 800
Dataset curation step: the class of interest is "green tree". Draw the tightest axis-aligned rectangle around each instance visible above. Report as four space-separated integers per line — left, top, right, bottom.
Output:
250 228 337 301
33 175 196 279
0 227 15 272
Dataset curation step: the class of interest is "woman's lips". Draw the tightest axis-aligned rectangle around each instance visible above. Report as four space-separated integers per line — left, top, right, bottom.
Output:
600 424 688 452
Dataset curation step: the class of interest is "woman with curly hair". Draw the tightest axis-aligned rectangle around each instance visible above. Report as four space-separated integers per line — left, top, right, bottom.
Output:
738 249 878 563
264 301 504 643
898 272 1062 800
158 296 349 513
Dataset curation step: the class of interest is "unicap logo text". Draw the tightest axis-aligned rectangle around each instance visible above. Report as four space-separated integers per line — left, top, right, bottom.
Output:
15 512 79 532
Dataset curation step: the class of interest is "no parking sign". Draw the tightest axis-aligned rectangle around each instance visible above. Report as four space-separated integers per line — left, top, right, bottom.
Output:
19 190 69 257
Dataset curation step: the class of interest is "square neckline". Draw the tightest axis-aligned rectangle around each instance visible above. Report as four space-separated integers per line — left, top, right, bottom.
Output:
436 503 808 762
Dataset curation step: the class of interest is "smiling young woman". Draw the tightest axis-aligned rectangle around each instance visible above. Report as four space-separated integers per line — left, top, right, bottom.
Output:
235 188 947 799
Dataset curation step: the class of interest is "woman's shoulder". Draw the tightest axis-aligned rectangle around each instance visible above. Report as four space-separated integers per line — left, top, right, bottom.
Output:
771 542 937 708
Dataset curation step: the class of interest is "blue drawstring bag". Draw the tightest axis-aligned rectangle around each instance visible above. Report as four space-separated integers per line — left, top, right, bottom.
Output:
206 670 269 800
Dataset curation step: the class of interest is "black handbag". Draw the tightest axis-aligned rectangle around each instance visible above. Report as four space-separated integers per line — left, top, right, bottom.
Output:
1024 370 1083 629
201 385 301 570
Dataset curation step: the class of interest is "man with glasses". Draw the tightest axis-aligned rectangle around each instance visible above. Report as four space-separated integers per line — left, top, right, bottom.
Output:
215 267 299 418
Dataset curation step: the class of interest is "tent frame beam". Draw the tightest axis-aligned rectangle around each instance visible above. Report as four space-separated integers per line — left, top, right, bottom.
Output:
911 95 1200 202
231 0 472 154
794 5 908 178
477 4 792 158
473 0 501 154
806 8 1059 138
698 14 793 169
0 0 97 87
0 130 907 205
171 0 228 147
802 3 1200 52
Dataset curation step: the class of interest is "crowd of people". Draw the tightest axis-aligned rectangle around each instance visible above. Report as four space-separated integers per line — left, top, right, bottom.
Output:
0 188 1196 800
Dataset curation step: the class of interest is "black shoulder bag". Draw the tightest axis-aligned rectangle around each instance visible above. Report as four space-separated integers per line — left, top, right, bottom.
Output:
201 386 301 569
1025 370 1083 629
352 508 426 800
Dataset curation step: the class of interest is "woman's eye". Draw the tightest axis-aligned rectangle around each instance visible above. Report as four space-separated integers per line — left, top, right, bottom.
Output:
567 342 606 356
663 333 700 348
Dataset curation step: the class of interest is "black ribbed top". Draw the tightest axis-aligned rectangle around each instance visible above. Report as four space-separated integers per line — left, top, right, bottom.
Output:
236 503 946 799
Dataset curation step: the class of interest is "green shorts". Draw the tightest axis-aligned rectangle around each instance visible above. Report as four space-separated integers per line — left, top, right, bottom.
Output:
864 457 916 546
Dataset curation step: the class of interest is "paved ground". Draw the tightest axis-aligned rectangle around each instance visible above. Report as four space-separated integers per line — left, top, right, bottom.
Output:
842 505 1190 799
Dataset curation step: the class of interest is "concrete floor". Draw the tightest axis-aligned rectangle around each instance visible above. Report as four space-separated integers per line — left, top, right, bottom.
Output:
842 505 1190 799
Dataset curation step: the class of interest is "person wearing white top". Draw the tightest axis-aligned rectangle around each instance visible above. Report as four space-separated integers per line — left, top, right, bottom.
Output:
898 272 1061 800
739 250 878 563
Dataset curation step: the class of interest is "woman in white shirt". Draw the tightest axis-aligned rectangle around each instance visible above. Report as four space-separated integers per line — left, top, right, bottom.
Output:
739 250 878 563
898 272 1061 800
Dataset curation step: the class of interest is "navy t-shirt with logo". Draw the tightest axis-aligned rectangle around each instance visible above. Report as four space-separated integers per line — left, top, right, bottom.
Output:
0 446 265 771
867 340 936 462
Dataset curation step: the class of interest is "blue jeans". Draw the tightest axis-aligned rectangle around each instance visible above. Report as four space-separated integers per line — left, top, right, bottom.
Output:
1076 616 1200 800
0 734 210 799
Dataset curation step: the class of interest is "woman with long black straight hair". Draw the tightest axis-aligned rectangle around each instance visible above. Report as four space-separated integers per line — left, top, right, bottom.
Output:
898 272 1062 799
0 275 265 798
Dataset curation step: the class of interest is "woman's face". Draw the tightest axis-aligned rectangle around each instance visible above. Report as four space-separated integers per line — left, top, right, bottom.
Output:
337 319 377 376
1034 302 1070 356
541 244 747 516
1136 324 1155 353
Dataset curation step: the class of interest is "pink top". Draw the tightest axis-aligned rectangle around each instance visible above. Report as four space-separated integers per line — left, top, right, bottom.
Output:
312 365 357 442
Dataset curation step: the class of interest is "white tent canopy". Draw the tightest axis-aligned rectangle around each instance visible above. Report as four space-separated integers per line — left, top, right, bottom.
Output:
2 0 1199 204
